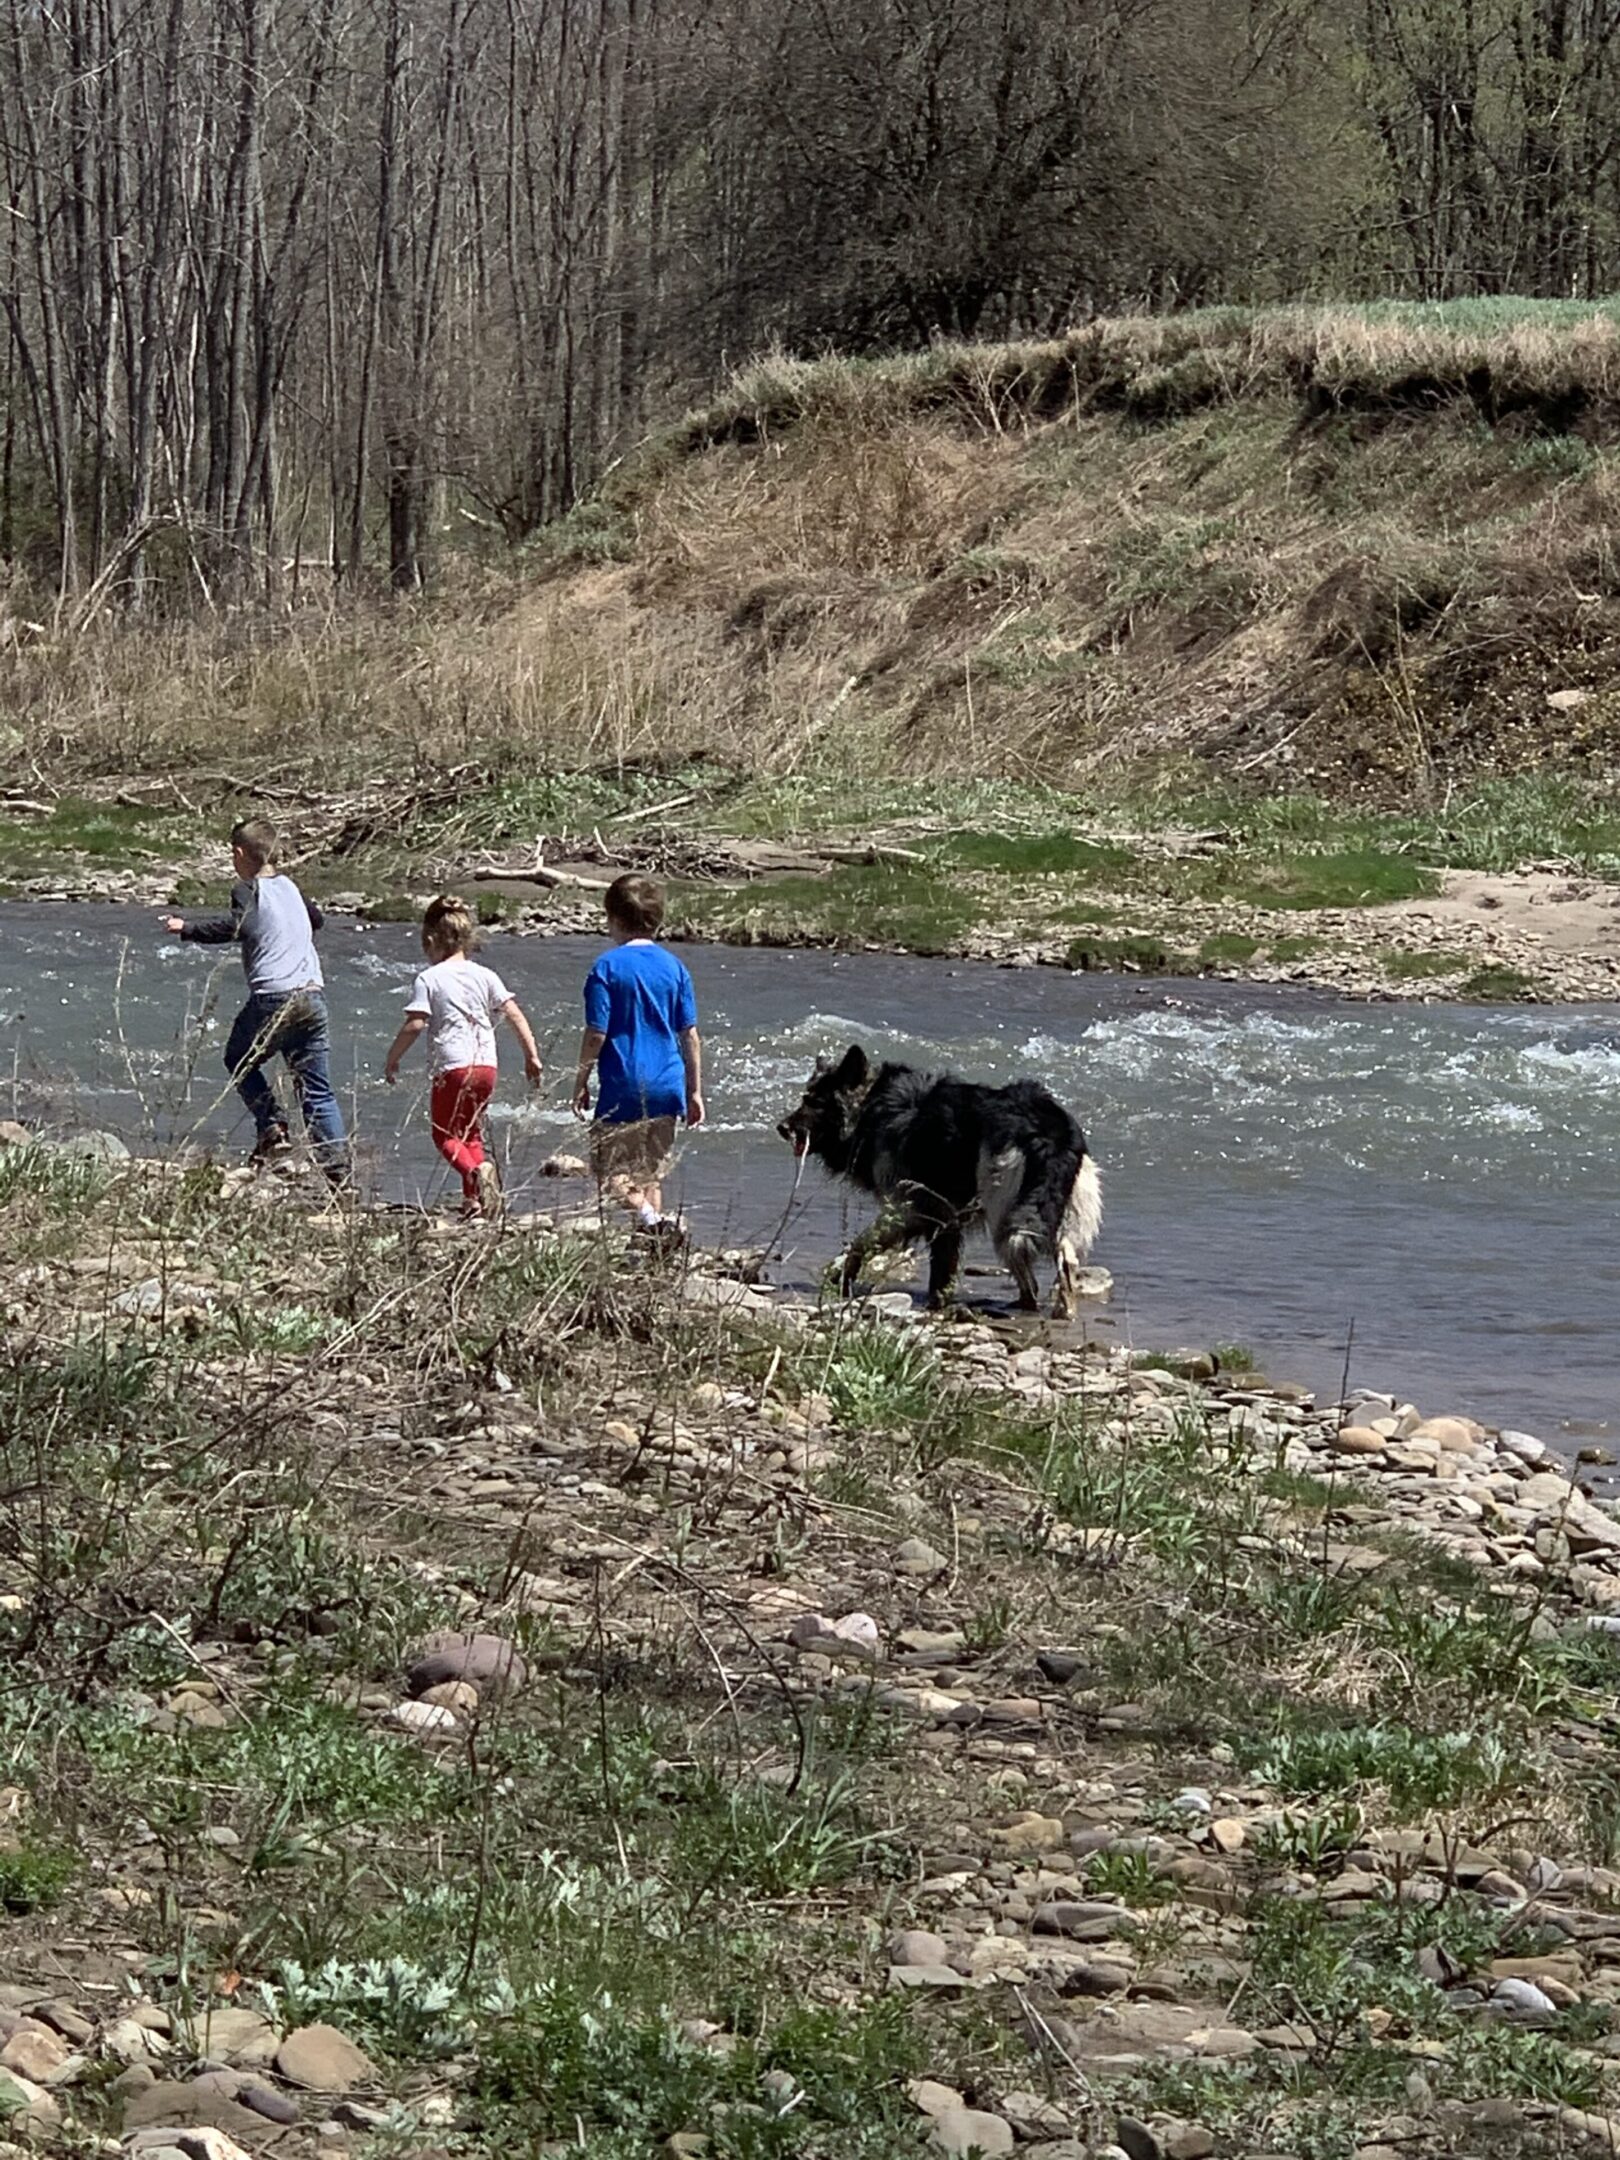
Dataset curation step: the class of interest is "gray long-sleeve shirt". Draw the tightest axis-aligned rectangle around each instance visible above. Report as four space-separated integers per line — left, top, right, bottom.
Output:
181 873 325 994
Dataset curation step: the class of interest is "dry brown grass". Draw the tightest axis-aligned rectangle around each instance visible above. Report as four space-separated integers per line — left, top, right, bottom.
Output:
13 305 1620 802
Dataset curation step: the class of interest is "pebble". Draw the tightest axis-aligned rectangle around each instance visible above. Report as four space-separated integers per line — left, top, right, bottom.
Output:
331 2099 388 2130
788 1611 880 1658
1489 1977 1558 2022
931 2105 1015 2156
897 1628 967 1656
36 2003 92 2046
104 2018 163 2065
0 2025 69 2083
274 2023 377 2091
988 1812 1065 1854
1164 2129 1216 2160
121 2081 273 2142
998 2091 1070 2138
1331 1426 1388 1455
405 1629 527 1697
1115 2120 1164 2160
894 1537 947 1577
1500 1429 1548 1465
1560 2108 1620 2147
391 1699 458 1734
420 1680 480 1714
1410 1415 1481 1451
1031 1901 1132 1941
0 2070 59 2130
173 2009 276 2063
889 1929 952 1967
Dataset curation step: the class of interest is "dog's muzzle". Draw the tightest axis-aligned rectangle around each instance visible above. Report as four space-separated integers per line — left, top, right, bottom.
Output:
777 1120 808 1157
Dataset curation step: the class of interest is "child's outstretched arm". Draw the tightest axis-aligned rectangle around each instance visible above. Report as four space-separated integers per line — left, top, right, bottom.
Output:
502 998 543 1087
573 1028 606 1115
162 880 252 942
680 1025 705 1128
384 1013 428 1083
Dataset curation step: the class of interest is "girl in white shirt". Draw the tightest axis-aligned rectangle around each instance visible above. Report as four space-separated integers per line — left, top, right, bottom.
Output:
384 896 543 1216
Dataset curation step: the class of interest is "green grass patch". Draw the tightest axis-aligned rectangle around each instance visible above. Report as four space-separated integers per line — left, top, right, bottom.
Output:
1066 931 1193 974
1458 962 1539 1001
476 1989 925 2159
940 829 1133 878
0 796 193 880
1246 1722 1513 1813
679 864 980 955
0 1837 76 1915
1216 848 1436 911
1381 947 1471 980
1200 931 1261 965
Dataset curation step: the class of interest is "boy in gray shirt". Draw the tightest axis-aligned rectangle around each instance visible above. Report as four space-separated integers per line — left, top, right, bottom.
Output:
165 818 351 1185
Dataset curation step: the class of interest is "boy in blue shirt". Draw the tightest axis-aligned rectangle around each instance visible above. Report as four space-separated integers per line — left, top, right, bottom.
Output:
572 874 703 1240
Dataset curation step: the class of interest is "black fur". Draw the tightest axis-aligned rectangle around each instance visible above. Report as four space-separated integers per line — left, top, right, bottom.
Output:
778 1044 1100 1312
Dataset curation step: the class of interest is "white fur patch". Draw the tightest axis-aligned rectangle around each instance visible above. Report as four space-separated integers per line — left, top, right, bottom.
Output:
1058 1156 1103 1261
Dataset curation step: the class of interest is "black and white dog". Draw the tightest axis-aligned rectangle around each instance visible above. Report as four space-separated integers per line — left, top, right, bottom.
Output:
778 1046 1102 1316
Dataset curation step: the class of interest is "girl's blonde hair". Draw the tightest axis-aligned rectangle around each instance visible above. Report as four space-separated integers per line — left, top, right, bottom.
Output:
422 893 478 958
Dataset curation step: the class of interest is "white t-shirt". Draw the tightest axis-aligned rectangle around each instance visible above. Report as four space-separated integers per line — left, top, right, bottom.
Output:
406 957 513 1073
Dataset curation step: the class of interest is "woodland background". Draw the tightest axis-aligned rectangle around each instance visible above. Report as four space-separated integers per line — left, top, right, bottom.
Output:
5 0 1620 603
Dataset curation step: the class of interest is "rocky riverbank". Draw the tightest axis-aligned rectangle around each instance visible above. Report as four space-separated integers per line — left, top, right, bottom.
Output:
4 1137 1620 2158
9 778 1620 1005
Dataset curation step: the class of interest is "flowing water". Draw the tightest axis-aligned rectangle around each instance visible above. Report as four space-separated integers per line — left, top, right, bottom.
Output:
5 902 1619 1450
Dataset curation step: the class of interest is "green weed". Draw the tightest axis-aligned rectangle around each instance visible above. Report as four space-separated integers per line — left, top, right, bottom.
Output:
1247 1723 1513 1814
681 864 979 955
0 1837 75 1914
1200 931 1261 965
1066 931 1192 974
1249 1803 1365 1876
817 1324 940 1428
1217 849 1435 911
475 1985 924 2157
1381 947 1470 979
941 830 1132 878
1458 962 1539 1001
1085 1849 1175 1907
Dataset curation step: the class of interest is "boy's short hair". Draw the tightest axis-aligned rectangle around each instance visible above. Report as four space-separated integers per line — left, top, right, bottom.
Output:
605 872 665 936
422 893 478 956
231 817 278 869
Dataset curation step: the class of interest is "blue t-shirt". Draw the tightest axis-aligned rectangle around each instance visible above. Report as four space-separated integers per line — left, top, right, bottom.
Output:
584 941 698 1124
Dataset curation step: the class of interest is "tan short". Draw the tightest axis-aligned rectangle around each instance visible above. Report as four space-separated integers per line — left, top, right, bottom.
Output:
588 1115 677 1187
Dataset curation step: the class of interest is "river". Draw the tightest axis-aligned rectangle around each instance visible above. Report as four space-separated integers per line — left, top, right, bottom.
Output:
4 902 1617 1450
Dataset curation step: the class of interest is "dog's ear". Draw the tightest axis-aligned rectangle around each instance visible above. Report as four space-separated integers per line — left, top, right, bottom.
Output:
834 1045 869 1088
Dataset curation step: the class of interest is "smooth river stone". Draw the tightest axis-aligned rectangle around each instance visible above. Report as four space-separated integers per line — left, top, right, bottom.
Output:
1331 1425 1387 1455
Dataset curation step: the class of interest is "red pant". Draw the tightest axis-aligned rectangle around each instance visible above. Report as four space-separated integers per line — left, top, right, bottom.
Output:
431 1066 496 1197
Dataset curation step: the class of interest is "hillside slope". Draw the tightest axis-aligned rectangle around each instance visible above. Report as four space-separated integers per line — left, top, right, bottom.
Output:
525 305 1620 799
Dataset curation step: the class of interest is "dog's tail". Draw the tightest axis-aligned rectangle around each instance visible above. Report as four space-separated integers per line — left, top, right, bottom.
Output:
1053 1153 1103 1318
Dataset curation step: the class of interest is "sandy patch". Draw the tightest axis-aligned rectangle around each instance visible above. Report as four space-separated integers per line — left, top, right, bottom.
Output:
1390 868 1620 963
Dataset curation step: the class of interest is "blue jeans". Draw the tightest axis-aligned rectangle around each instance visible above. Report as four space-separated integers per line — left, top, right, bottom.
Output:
225 990 349 1178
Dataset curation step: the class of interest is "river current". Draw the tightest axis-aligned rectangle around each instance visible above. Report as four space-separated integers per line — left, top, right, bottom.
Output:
4 903 1618 1447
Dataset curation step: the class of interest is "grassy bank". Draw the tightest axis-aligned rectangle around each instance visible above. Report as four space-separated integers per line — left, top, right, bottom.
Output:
11 302 1620 807
4 1147 1620 2158
5 765 1614 1002
10 302 1620 996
